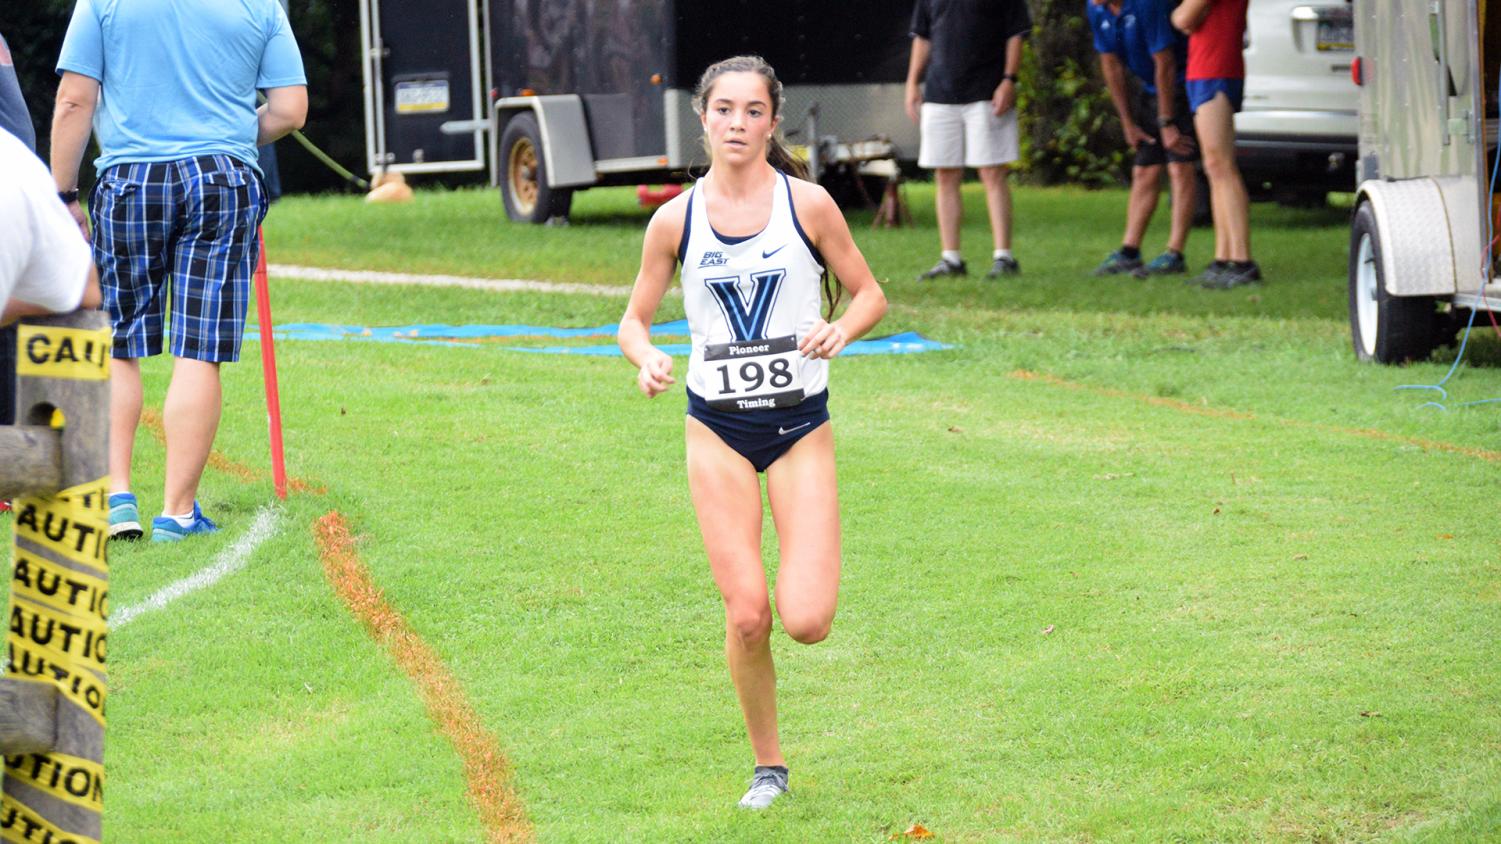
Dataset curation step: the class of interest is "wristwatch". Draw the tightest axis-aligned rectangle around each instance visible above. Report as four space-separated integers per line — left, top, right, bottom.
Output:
1001 73 1019 84
58 189 80 204
1156 115 1177 129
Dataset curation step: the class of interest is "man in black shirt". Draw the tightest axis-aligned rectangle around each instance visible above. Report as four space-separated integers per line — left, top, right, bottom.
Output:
905 0 1032 280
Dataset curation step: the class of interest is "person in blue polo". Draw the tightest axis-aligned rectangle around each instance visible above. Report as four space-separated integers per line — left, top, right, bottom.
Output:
1087 0 1198 278
50 0 307 541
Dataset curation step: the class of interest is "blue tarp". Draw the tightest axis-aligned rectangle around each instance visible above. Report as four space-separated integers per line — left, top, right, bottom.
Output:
250 321 951 356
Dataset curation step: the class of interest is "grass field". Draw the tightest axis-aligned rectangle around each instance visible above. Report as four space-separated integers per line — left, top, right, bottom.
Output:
33 182 1501 841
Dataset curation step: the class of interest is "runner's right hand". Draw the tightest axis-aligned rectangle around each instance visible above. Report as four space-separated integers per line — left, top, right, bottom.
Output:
637 349 675 398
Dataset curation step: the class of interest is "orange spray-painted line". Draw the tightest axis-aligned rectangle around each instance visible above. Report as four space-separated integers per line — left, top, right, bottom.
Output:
314 512 532 844
1008 369 1501 464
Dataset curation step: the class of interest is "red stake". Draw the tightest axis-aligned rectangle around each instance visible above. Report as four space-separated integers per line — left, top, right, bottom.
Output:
253 227 288 499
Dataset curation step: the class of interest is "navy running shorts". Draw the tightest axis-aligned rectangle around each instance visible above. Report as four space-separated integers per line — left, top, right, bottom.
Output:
1187 78 1245 114
687 387 830 472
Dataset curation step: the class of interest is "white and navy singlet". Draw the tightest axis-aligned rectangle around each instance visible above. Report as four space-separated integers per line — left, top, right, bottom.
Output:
678 170 827 413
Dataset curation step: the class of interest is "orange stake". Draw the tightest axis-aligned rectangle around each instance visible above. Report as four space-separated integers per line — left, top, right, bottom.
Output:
253 228 288 499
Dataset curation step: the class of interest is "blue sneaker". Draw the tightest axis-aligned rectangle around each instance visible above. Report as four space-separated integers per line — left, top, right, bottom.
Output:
150 501 219 543
108 493 143 541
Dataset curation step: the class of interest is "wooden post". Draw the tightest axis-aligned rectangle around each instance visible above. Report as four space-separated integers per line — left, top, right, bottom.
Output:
872 175 912 229
2 310 110 844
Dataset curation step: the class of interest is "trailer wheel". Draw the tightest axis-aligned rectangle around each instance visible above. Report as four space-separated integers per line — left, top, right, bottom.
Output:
1348 201 1448 364
500 112 572 224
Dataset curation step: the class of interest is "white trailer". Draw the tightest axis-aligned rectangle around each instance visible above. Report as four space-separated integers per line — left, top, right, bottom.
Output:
1349 0 1501 362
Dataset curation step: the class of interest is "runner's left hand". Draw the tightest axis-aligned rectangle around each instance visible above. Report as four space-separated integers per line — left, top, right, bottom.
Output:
800 319 848 359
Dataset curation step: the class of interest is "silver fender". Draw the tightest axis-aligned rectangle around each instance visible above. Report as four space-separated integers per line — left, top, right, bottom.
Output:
1354 178 1457 296
494 95 597 189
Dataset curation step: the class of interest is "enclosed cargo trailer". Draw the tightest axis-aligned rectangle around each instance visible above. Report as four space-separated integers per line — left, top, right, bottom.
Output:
361 0 919 222
1348 0 1501 362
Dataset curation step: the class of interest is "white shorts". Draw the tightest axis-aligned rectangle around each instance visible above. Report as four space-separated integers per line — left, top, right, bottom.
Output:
918 101 1020 169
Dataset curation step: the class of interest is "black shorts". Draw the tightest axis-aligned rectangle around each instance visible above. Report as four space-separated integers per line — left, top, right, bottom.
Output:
1133 88 1199 168
687 388 830 473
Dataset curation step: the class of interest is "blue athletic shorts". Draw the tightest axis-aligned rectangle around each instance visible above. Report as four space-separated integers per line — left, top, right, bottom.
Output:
1187 78 1244 114
687 388 830 472
91 155 268 362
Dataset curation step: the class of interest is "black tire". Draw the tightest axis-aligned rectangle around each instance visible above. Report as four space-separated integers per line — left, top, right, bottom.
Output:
499 112 573 224
1348 201 1448 363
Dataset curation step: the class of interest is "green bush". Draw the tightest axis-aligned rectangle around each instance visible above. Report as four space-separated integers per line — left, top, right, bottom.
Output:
1019 0 1128 187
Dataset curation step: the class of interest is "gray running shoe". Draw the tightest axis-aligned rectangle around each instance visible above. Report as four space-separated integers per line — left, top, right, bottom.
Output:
1191 260 1229 286
737 765 789 810
1203 260 1263 289
1093 250 1143 276
1132 250 1187 278
917 258 967 281
987 255 1021 278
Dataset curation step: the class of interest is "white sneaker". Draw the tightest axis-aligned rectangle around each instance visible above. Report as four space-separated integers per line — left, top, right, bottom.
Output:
737 766 789 810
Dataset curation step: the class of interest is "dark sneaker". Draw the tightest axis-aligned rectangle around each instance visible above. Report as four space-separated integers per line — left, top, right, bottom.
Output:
1093 250 1143 276
987 255 1021 278
1191 261 1229 286
1203 261 1263 289
916 258 967 281
150 501 219 543
738 765 789 810
1132 250 1187 278
109 492 144 541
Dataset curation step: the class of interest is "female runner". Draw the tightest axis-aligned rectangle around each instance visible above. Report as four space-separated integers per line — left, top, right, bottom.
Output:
618 55 887 809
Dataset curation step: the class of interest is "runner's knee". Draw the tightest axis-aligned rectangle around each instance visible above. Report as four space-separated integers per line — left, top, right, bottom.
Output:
779 598 834 644
782 612 832 645
725 600 772 646
1201 146 1237 181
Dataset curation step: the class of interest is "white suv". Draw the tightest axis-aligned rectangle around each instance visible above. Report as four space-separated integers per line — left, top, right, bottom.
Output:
1236 0 1358 203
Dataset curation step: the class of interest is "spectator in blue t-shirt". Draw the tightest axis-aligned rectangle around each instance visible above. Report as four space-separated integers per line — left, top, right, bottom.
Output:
1087 0 1199 278
50 0 307 543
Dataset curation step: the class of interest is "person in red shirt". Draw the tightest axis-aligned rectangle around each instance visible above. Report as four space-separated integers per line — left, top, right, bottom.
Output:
1173 0 1260 288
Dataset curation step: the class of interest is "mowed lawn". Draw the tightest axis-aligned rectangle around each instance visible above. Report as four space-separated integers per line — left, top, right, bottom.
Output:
65 182 1501 842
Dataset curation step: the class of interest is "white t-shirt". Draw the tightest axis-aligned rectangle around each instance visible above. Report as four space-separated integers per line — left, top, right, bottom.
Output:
0 130 91 315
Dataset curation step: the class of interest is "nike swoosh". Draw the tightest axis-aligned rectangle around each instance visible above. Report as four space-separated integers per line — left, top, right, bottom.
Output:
778 422 812 436
762 244 787 259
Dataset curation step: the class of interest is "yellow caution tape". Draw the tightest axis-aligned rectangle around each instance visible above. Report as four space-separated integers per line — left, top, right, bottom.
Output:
56 480 108 517
0 791 100 844
4 645 105 726
7 602 106 672
11 553 108 625
2 754 103 813
14 325 109 382
10 498 106 573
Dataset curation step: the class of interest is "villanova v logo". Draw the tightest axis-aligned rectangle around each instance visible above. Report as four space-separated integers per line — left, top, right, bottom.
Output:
705 270 786 341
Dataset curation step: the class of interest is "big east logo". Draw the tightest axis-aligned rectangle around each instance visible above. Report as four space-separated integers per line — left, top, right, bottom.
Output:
699 251 728 267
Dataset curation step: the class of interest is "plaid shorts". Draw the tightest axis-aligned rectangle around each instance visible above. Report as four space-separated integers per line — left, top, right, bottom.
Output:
91 155 267 362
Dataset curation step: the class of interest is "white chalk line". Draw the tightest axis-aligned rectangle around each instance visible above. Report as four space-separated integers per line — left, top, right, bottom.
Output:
268 264 677 298
111 506 281 629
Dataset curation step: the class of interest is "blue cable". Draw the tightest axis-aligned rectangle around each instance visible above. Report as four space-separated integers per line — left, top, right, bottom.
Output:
1394 73 1501 411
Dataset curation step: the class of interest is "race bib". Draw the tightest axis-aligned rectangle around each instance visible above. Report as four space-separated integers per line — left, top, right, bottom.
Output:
703 335 805 412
